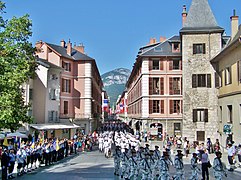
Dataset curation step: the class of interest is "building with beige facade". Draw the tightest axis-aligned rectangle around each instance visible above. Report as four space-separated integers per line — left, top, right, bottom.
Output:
126 36 183 139
211 12 241 148
35 40 103 134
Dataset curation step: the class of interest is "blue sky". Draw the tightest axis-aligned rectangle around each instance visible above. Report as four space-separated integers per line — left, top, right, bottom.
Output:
2 0 241 75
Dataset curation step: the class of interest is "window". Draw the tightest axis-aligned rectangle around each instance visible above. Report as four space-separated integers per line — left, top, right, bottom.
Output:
48 111 57 122
193 43 206 54
170 77 181 95
29 89 33 100
174 123 181 131
238 60 241 83
170 100 181 114
62 61 71 72
64 101 68 114
192 74 211 88
197 131 205 141
153 78 160 94
49 89 56 100
193 109 208 122
173 60 181 70
225 67 232 85
153 100 160 113
62 79 71 93
50 74 58 80
152 60 159 70
172 43 180 52
227 105 233 123
219 106 222 122
215 72 222 88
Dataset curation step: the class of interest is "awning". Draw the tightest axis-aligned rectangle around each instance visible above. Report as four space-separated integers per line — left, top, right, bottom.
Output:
29 123 80 130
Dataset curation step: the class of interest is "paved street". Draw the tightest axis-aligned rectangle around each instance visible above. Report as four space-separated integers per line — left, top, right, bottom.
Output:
13 146 241 180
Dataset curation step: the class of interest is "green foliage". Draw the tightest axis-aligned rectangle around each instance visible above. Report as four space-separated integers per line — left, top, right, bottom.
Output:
0 1 36 132
104 84 125 108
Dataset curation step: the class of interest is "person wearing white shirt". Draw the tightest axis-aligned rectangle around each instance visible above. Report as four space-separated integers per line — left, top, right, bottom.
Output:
227 142 236 171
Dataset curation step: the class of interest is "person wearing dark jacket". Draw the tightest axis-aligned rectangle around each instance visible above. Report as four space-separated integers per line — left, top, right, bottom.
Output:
1 148 10 180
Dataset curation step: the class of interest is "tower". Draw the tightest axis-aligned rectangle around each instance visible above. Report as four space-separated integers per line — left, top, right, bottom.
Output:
180 0 224 142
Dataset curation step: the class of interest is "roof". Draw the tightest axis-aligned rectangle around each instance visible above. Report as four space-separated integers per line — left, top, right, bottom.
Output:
30 123 80 130
138 35 181 57
37 57 62 70
180 0 224 33
46 43 94 61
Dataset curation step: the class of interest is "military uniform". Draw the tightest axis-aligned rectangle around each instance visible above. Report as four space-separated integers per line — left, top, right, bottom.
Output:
213 152 227 180
189 153 200 180
173 150 184 180
114 147 121 176
140 154 153 180
128 152 139 180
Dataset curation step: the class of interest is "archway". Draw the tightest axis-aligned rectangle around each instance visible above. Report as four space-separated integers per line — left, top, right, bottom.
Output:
150 123 163 141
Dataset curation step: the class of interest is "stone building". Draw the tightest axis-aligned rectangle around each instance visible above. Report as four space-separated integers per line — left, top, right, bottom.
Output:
180 0 228 142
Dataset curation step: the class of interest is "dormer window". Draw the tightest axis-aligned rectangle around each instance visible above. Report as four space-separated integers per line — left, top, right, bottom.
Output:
172 42 180 52
62 61 71 72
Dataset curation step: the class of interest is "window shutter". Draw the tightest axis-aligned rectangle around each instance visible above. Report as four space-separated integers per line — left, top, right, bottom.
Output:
68 80 71 93
169 77 173 95
215 72 220 88
181 100 183 114
160 60 164 70
239 60 241 83
230 67 232 84
69 63 71 72
169 60 173 70
160 100 164 114
48 111 52 122
207 74 211 88
193 109 197 122
204 109 208 122
192 74 197 88
193 45 197 54
225 69 227 85
149 100 153 114
160 77 164 95
149 59 153 70
203 44 206 54
179 60 182 70
170 100 174 114
62 79 65 92
149 78 153 95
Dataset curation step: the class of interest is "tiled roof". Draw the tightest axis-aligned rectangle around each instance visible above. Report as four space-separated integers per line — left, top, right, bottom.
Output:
46 43 94 61
180 0 223 33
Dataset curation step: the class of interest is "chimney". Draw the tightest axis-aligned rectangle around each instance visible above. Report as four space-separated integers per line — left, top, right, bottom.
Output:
60 39 66 47
160 36 166 43
74 43 85 54
149 38 156 45
67 39 72 56
231 9 239 39
182 5 187 27
35 40 43 52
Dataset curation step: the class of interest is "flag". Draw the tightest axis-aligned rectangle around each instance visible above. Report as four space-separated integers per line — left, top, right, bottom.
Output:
31 136 35 149
3 137 8 147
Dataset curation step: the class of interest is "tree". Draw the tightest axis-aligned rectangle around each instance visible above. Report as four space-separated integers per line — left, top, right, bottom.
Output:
0 1 36 132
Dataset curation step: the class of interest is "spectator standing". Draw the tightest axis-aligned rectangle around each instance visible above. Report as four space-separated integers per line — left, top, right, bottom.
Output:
1 148 9 180
200 149 210 180
214 139 220 153
238 144 241 167
227 142 236 171
206 138 213 154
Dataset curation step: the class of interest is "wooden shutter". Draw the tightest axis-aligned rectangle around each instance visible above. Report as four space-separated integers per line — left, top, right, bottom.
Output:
149 100 153 114
179 60 182 70
239 60 241 83
68 79 71 93
170 100 174 114
207 74 211 88
69 63 71 72
160 77 164 95
181 100 183 114
193 45 197 54
149 59 153 70
193 109 197 122
204 109 208 122
160 60 164 70
169 77 173 95
149 78 153 95
62 79 65 92
215 72 220 88
203 43 206 54
160 100 164 114
192 74 197 88
169 60 173 70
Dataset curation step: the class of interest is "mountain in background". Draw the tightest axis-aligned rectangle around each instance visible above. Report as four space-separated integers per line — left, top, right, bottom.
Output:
101 68 131 108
